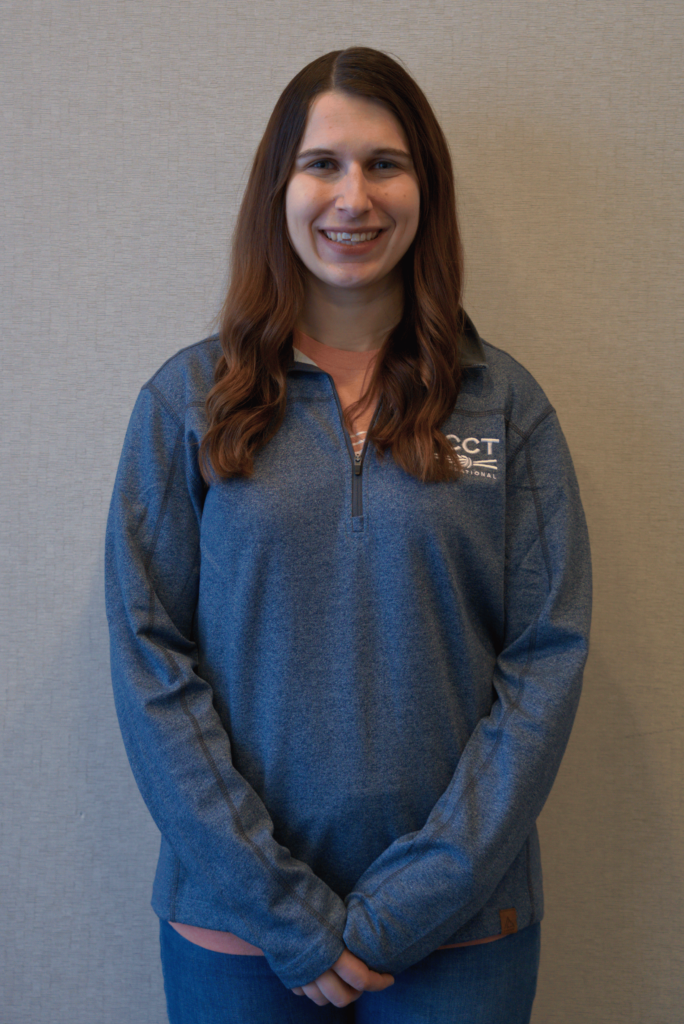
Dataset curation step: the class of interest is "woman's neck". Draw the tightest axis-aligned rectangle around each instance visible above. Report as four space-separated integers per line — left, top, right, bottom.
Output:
297 273 403 352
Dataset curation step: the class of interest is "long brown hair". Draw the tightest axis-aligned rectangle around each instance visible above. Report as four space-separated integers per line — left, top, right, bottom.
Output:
199 47 465 483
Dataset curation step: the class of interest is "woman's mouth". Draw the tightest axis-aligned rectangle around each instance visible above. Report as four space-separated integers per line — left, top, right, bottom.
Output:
321 229 382 246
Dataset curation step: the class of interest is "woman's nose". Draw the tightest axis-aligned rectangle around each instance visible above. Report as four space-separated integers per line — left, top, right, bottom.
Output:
334 165 372 217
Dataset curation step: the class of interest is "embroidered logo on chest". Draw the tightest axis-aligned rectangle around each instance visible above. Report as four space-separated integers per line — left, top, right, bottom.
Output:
445 435 501 480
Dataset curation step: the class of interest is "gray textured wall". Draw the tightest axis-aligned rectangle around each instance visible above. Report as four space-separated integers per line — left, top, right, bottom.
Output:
2 2 683 1021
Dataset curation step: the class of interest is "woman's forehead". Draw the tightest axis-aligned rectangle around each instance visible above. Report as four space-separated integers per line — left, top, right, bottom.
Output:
299 91 410 153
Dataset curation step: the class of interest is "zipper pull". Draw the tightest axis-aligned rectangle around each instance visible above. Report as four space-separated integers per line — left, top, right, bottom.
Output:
354 460 362 475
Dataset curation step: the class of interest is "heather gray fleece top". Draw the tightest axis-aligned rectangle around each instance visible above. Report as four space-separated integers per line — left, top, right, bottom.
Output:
105 316 591 989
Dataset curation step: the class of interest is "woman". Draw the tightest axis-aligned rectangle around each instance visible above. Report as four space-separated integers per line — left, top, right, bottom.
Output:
106 47 591 1023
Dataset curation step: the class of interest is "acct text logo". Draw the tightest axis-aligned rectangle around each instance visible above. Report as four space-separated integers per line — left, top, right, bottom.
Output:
445 435 500 480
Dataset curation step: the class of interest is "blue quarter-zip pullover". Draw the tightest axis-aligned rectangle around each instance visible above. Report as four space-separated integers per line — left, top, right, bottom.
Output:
105 316 591 989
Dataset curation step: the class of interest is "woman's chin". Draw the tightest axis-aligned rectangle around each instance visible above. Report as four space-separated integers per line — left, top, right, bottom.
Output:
306 262 395 295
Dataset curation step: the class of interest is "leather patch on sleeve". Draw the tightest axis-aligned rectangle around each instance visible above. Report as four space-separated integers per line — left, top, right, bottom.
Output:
499 908 518 935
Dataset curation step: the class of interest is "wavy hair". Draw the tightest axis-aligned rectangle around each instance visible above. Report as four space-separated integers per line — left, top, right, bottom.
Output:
199 47 465 483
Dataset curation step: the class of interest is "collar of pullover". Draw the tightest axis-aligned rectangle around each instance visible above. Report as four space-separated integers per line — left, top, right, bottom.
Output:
289 311 487 372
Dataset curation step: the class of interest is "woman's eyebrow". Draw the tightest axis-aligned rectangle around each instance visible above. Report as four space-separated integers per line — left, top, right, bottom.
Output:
296 146 412 161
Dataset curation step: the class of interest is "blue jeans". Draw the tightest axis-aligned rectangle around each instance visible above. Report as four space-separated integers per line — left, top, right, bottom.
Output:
160 919 540 1024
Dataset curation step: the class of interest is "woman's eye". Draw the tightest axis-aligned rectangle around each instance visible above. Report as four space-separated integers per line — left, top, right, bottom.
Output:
309 159 335 170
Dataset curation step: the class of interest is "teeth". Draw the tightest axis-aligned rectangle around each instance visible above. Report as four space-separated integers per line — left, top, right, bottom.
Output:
324 230 380 244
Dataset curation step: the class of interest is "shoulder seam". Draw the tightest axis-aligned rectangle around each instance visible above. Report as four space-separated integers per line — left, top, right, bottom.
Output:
143 382 183 427
524 442 553 585
142 385 207 425
506 406 555 467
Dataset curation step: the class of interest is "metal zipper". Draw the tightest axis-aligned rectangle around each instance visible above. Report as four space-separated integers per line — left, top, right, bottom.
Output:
325 372 378 519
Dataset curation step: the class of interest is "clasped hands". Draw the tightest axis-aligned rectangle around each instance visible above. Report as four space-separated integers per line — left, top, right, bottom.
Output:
291 948 394 1007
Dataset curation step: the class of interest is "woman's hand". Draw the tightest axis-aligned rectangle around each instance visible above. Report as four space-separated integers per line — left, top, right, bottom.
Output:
291 948 394 1007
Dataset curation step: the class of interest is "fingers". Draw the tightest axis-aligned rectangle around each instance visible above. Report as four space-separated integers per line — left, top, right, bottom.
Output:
331 950 369 990
300 981 331 1006
332 950 395 993
295 949 395 1008
318 972 365 1007
300 973 364 1008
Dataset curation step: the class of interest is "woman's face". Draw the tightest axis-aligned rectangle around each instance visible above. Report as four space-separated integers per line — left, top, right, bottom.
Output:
285 90 420 297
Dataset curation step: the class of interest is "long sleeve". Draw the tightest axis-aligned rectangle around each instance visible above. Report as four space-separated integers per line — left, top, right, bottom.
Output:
342 408 592 975
105 382 346 989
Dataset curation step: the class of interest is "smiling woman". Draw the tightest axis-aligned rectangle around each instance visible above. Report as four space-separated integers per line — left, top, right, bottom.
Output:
199 47 467 484
105 47 591 1024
